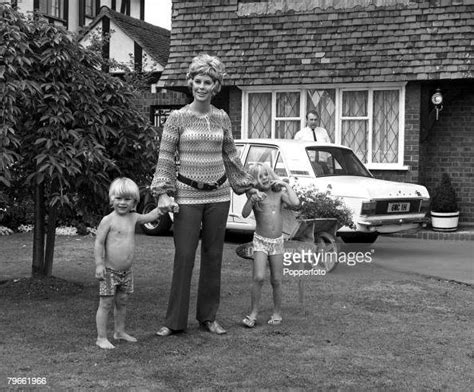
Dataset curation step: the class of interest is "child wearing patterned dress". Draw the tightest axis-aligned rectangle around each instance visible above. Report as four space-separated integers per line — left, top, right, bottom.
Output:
241 163 300 328
94 177 166 349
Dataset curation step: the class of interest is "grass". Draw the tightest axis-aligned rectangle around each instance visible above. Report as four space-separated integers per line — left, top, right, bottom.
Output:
1 232 473 391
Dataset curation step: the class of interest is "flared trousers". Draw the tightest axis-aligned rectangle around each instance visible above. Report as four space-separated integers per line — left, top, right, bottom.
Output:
163 201 230 330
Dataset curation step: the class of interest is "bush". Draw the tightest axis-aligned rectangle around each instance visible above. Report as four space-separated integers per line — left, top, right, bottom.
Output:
430 173 458 213
0 194 35 231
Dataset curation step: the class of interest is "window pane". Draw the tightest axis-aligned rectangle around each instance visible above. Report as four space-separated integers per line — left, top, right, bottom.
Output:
342 91 368 117
235 145 244 159
39 0 63 18
342 120 367 162
39 1 47 13
275 120 300 139
85 0 96 16
372 90 399 163
307 89 336 141
306 147 372 177
51 0 61 18
276 92 299 117
274 154 288 177
244 146 280 170
248 93 271 138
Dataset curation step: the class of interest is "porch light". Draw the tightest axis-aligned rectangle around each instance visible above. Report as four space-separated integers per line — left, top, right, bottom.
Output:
431 88 443 120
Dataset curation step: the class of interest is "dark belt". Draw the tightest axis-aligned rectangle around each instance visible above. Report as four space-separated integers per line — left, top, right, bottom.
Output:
177 173 227 191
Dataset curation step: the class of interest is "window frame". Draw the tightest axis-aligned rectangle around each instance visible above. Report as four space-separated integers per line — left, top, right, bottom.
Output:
241 83 407 171
38 0 65 20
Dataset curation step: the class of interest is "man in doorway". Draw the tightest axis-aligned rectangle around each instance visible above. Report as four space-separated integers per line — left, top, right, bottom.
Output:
294 110 331 143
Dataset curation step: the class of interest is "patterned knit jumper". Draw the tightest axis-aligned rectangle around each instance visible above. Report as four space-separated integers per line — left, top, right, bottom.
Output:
151 105 255 204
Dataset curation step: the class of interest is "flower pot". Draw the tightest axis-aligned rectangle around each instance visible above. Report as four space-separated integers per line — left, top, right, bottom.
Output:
430 211 459 232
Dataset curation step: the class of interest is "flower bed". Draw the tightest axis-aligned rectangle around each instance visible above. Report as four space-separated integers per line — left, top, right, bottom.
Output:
17 224 96 236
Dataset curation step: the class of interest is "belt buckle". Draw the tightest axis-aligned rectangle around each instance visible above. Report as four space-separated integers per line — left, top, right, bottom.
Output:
196 181 204 190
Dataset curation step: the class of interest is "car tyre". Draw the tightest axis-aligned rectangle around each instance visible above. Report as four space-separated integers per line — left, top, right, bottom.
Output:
339 232 379 244
140 202 172 235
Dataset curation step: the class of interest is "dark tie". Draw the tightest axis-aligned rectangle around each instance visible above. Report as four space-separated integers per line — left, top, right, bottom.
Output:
312 130 317 141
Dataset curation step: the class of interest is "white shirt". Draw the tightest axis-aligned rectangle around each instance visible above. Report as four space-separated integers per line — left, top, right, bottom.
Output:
294 127 331 143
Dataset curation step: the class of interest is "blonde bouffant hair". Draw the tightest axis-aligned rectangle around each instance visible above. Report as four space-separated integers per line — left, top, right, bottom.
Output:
108 177 140 206
186 53 225 95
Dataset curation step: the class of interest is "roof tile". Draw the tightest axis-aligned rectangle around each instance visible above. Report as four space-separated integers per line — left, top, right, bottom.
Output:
160 0 474 87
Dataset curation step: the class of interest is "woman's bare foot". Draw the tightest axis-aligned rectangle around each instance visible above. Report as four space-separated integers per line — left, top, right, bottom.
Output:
113 332 137 342
96 338 115 349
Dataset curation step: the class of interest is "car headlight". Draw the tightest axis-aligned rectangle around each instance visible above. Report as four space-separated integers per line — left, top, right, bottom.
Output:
360 200 376 216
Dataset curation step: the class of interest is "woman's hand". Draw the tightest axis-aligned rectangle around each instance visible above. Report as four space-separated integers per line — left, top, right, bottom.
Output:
157 194 175 214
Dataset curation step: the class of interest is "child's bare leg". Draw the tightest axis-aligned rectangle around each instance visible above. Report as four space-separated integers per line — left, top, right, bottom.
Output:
96 296 115 349
113 292 137 342
268 254 283 321
249 252 267 320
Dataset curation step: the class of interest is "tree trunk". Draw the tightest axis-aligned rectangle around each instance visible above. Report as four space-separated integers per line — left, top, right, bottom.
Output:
43 203 58 277
32 182 45 277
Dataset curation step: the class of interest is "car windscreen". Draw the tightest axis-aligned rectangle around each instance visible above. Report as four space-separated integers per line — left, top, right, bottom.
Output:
305 147 372 178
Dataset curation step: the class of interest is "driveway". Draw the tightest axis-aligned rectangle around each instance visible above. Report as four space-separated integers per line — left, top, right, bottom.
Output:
343 235 474 285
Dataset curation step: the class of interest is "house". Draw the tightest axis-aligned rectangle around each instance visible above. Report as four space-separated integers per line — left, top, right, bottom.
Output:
158 0 474 224
8 0 144 33
78 6 188 128
7 0 188 128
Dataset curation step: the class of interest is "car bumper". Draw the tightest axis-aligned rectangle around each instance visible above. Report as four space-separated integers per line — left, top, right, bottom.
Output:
354 214 430 234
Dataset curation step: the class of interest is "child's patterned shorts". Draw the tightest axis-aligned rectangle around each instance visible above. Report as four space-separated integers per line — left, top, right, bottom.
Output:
252 233 284 256
99 267 134 296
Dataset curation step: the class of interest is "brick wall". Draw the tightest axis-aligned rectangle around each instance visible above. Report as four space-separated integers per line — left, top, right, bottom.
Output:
228 87 243 139
419 81 474 224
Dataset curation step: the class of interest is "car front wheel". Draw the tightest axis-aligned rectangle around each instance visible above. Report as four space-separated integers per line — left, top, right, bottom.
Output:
140 202 172 235
338 232 379 244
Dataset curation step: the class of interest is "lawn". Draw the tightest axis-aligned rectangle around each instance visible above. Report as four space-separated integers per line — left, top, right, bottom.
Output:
1 232 473 391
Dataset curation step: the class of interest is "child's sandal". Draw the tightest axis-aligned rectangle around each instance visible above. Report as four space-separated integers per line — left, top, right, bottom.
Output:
242 315 257 328
267 316 282 325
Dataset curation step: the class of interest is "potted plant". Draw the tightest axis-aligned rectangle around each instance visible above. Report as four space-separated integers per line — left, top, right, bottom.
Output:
430 172 459 232
285 181 354 242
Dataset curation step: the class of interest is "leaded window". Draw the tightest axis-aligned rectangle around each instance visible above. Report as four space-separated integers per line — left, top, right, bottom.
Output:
242 84 405 169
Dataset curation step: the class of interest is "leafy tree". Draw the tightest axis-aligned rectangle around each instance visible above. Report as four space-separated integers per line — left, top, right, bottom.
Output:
0 5 159 277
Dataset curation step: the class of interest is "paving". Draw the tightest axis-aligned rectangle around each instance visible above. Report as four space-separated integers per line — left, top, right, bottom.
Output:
363 227 474 286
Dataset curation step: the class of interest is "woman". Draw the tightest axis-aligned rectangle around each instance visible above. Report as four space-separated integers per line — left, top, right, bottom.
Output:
151 53 262 336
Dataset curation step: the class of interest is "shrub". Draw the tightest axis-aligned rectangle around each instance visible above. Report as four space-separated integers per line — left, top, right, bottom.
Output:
430 173 458 213
1 196 35 231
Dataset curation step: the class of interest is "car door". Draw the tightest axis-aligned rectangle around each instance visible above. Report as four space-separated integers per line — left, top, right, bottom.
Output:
227 143 248 224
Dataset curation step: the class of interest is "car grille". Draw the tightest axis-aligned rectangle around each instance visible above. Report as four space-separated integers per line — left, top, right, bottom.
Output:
374 199 422 214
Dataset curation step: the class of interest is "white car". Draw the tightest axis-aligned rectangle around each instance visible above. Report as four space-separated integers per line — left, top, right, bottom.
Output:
227 139 430 244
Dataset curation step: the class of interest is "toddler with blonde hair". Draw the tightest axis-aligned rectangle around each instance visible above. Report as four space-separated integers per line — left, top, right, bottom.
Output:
241 163 299 328
94 177 164 349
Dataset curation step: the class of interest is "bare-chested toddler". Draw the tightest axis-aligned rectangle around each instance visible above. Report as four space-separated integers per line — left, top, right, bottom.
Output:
241 163 299 328
94 177 174 349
